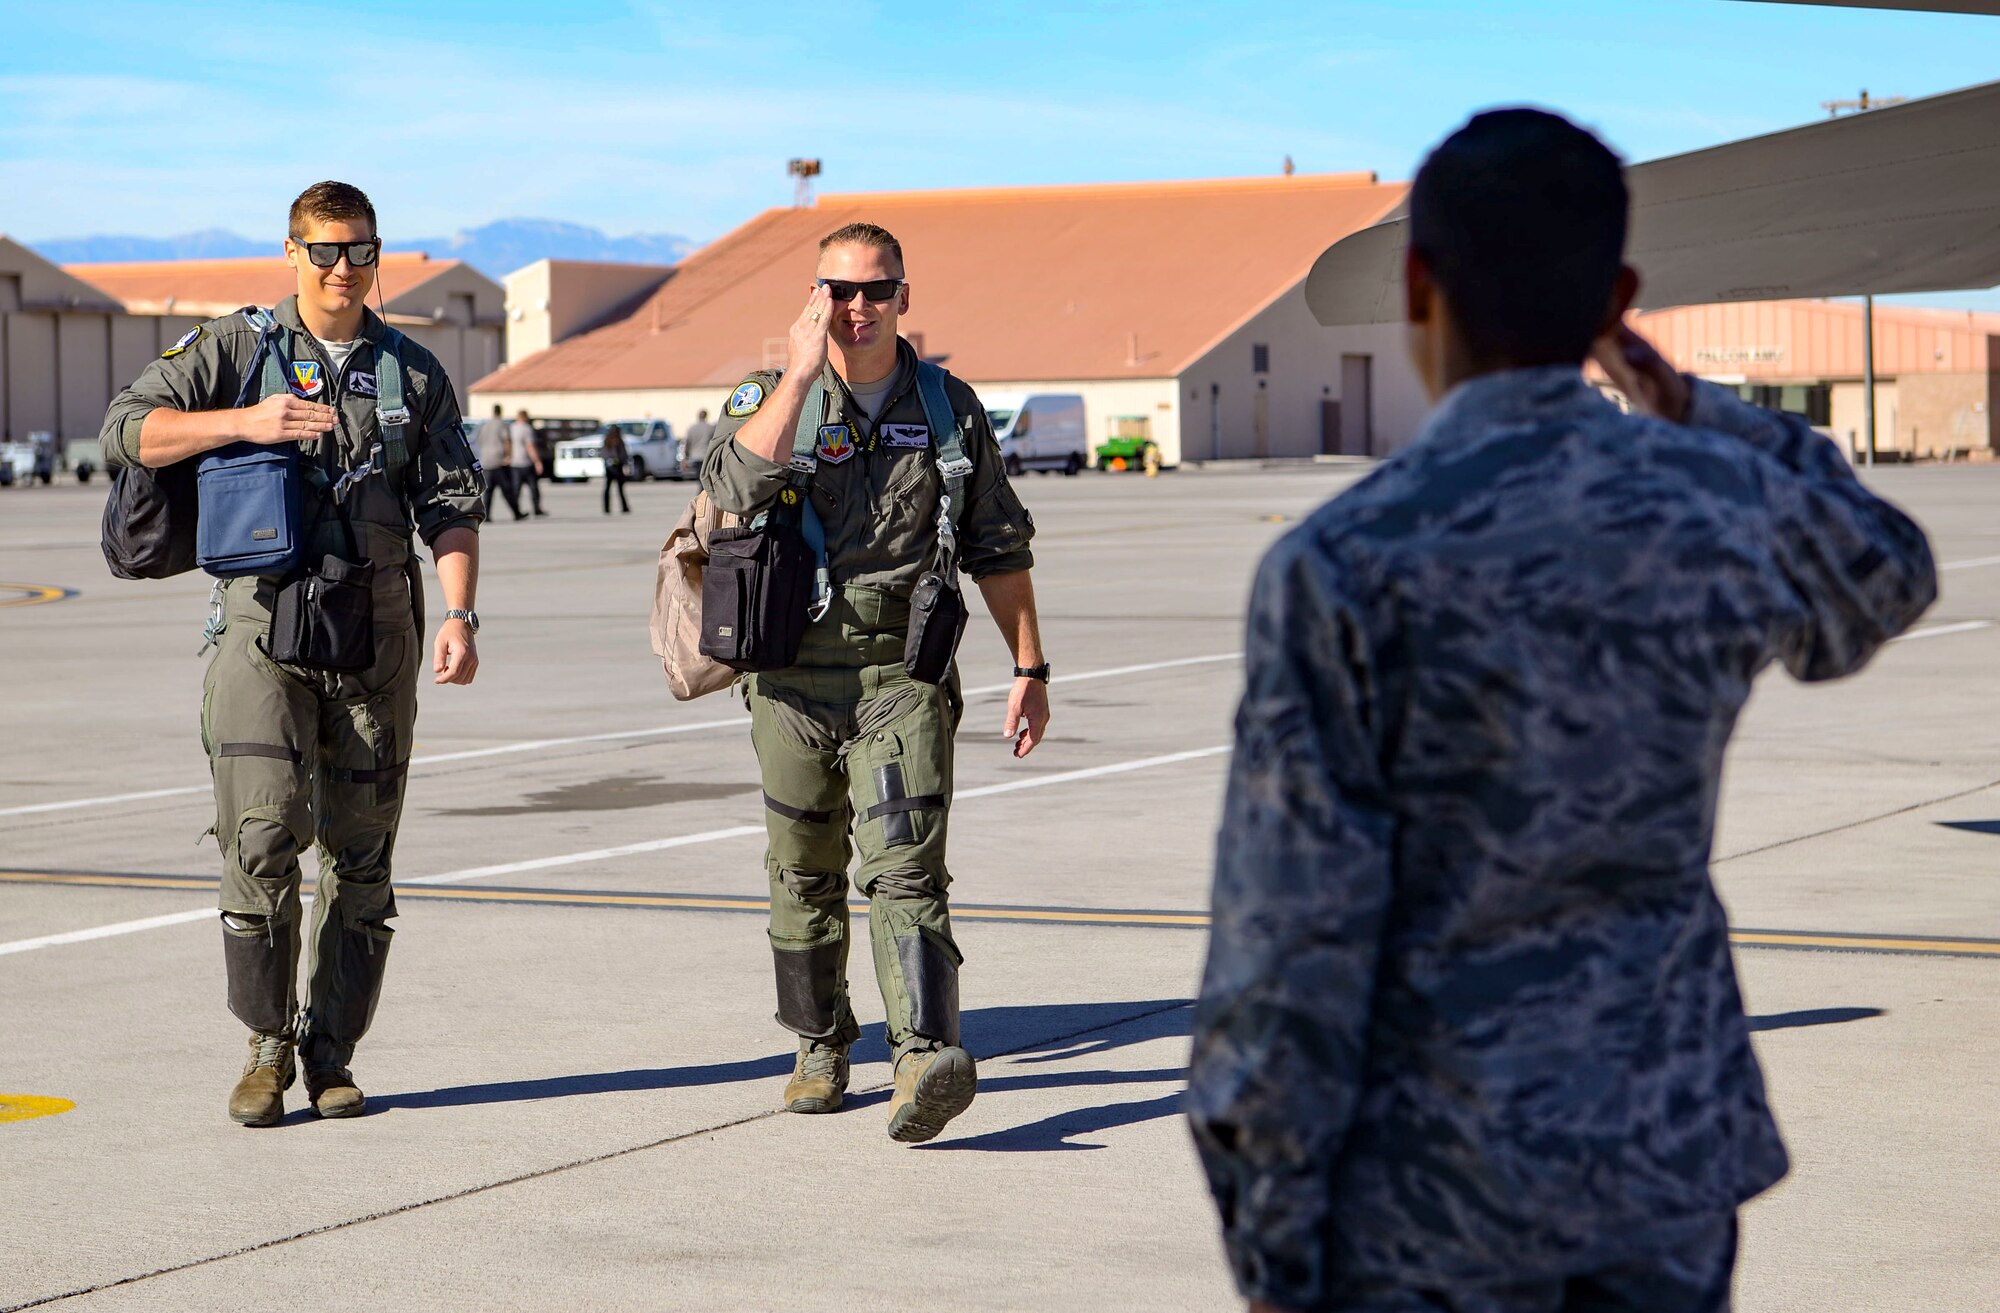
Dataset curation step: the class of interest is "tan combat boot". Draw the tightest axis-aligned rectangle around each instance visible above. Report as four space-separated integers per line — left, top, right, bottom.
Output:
782 1038 851 1113
886 1045 977 1143
305 1063 366 1119
228 1032 295 1127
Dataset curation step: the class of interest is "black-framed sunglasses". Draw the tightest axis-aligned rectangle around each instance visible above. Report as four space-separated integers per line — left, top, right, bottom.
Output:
302 239 382 269
816 277 903 303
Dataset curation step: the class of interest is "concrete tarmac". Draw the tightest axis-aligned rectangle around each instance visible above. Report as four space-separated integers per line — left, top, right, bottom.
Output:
1 463 1995 1311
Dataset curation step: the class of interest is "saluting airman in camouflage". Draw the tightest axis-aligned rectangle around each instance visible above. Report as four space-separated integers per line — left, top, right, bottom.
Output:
1188 110 1936 1312
701 222 1048 1143
102 182 485 1127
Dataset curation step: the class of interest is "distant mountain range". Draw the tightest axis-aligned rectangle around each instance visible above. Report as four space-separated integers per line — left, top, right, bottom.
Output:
34 219 700 276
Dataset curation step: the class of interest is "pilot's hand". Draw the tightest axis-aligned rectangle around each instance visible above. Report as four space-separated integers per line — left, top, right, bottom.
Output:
239 393 337 445
433 619 479 685
1004 677 1050 759
788 283 836 381
1593 323 1691 425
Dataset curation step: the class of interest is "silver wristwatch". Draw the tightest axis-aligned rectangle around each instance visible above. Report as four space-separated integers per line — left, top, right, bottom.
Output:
444 608 480 633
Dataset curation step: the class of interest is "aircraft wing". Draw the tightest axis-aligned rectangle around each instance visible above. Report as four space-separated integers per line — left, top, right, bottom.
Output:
1305 79 2000 324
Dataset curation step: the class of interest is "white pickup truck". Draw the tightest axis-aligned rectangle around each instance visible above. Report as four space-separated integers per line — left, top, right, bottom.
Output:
552 419 689 482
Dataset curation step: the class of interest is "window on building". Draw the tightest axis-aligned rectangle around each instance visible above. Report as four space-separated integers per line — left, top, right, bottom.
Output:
1738 382 1830 427
1252 343 1270 374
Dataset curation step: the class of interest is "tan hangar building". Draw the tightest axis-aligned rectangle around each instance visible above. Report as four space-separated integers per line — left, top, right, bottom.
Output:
471 173 1424 464
1633 298 2000 460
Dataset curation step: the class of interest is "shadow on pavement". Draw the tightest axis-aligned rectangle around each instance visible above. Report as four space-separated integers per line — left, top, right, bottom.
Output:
371 998 1195 1115
1747 1006 1884 1031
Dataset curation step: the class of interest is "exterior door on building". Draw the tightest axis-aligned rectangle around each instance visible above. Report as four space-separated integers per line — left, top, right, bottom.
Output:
1253 385 1269 458
1340 354 1373 455
1320 400 1341 455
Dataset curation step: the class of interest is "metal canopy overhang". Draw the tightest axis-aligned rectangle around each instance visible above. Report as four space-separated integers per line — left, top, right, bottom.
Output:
1304 78 2000 326
1744 1 2000 14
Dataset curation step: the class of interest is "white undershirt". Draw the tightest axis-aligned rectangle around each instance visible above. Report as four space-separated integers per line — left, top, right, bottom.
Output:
314 335 360 372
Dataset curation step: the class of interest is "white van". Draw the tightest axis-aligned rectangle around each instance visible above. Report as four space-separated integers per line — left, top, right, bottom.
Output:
983 393 1088 476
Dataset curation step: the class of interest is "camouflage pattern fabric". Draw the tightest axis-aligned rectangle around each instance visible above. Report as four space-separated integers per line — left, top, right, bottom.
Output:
1187 367 1936 1310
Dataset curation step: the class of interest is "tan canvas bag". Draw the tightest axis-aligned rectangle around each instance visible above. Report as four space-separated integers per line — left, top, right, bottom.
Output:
650 489 743 700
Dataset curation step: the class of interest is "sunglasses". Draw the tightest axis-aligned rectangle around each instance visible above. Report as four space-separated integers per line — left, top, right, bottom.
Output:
816 277 903 303
301 239 382 269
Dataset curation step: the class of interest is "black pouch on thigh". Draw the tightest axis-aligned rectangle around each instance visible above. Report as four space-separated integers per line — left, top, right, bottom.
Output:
700 502 814 671
869 761 947 848
905 571 968 686
267 555 376 673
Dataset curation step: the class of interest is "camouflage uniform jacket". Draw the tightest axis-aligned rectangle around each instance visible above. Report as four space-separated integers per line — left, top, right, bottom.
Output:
1188 367 1936 1308
103 297 486 580
700 337 1035 590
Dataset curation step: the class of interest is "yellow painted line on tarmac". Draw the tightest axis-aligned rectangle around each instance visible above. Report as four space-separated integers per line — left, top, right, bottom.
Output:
0 582 76 609
0 1094 76 1122
4 869 1996 954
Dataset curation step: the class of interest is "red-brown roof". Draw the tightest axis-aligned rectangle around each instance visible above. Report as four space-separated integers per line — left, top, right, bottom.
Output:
64 252 468 320
474 172 1407 392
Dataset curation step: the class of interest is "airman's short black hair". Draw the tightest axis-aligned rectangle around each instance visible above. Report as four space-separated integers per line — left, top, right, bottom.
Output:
1409 109 1628 365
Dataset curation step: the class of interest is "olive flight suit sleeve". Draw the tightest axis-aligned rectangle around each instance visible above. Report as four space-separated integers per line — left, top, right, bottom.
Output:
950 385 1035 580
1187 529 1398 1312
700 371 791 517
1684 380 1936 681
101 319 248 469
402 353 485 544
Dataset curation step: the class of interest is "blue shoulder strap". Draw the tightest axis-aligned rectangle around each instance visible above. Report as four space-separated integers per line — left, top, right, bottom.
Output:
784 376 832 620
914 359 972 576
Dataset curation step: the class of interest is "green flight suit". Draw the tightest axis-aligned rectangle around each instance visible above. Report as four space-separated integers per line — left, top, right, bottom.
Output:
102 297 484 1066
701 337 1035 1058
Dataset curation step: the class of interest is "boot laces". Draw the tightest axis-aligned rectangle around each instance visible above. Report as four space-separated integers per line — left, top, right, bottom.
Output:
799 1041 846 1082
250 1033 291 1069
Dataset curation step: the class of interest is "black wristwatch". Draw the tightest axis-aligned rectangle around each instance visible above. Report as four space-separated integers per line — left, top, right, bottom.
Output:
1013 663 1050 682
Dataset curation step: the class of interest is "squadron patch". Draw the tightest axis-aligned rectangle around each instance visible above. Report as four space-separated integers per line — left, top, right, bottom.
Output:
816 423 856 464
161 326 202 359
289 360 325 398
346 368 378 398
725 380 765 417
883 424 929 449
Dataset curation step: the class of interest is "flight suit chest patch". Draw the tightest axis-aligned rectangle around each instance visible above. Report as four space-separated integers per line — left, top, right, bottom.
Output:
289 361 325 398
883 424 929 449
346 368 377 398
817 424 856 464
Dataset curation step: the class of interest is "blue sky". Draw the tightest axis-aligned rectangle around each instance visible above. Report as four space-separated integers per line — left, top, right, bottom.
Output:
4 0 1998 300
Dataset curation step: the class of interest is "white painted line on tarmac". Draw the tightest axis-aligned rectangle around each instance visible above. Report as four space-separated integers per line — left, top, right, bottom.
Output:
1890 620 1992 642
0 743 1234 953
1940 555 2000 572
0 653 1242 821
0 907 212 958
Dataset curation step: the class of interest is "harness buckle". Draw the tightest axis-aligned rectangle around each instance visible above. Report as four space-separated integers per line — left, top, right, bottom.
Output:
937 455 974 480
376 405 412 428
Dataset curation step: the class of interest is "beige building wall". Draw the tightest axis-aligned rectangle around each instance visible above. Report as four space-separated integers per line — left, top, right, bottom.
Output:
963 377 1182 464
503 259 674 364
1828 380 1902 458
1897 372 1994 457
1178 286 1426 461
1 235 132 444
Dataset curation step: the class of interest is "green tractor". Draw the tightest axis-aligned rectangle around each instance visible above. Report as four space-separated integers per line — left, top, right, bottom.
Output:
1095 417 1162 476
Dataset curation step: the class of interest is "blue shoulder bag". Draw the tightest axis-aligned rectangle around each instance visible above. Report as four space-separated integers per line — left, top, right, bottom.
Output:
195 308 305 578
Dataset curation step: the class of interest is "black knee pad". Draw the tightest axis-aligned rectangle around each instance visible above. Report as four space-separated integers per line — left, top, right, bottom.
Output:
772 941 850 1041
309 917 393 1047
220 912 293 1035
896 930 962 1047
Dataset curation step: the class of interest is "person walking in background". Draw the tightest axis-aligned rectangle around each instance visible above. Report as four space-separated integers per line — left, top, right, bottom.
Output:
477 403 523 520
681 407 715 477
1187 108 1936 1313
510 409 546 516
601 422 631 514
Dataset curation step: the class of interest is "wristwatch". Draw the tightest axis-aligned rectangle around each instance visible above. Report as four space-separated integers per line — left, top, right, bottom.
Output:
1013 663 1050 682
444 608 480 633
